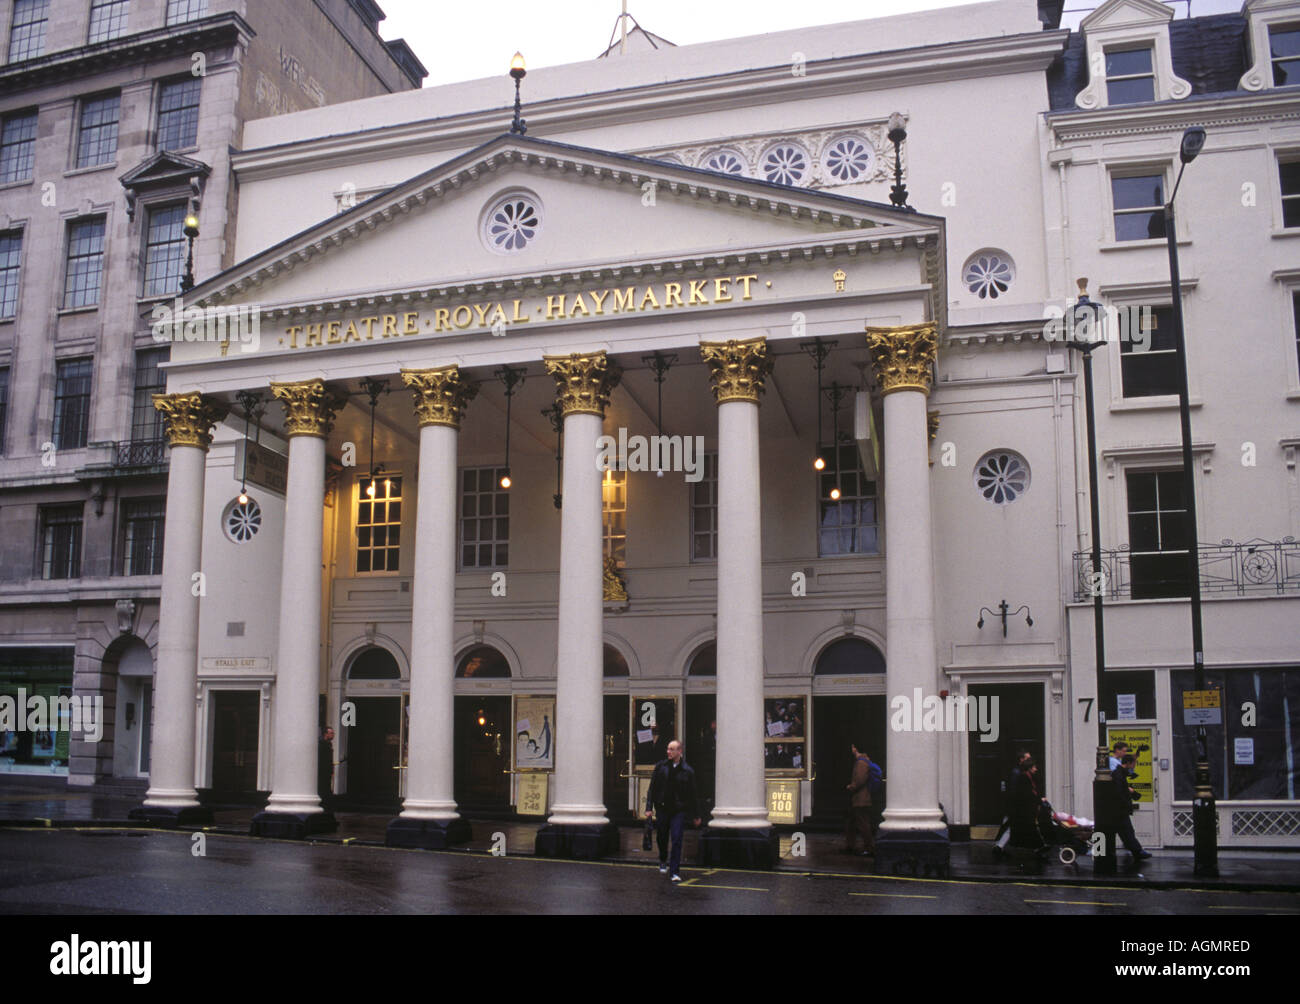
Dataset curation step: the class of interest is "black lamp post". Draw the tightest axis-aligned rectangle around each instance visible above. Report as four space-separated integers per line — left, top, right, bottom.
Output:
179 212 200 292
887 112 915 212
509 52 527 135
1064 278 1117 875
1165 125 1217 878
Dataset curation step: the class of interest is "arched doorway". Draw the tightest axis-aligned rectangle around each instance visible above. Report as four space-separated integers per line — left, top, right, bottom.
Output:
811 638 887 825
454 645 511 811
111 639 154 779
684 642 717 816
343 647 403 806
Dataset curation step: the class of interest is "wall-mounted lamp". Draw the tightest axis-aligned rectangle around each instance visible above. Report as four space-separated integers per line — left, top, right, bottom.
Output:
977 599 1033 638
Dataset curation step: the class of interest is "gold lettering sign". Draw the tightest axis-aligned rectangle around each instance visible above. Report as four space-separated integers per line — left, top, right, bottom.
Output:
273 275 762 352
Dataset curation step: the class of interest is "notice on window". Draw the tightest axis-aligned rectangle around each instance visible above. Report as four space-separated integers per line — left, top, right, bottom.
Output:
1234 738 1254 766
1182 689 1222 726
636 728 653 745
1116 693 1137 720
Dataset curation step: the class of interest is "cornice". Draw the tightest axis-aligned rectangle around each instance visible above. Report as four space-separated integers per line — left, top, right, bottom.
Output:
231 31 1068 182
944 319 1051 347
1047 89 1300 141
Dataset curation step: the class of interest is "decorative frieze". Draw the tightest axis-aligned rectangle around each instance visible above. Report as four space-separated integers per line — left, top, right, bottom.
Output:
402 366 479 429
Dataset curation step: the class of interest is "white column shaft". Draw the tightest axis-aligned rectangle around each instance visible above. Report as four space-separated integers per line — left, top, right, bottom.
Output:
712 398 769 828
881 389 943 831
143 445 206 808
547 411 608 826
266 434 327 815
402 423 459 819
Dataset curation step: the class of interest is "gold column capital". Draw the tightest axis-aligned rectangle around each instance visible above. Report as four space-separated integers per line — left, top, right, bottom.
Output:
543 351 622 418
401 366 479 429
699 336 772 405
270 379 348 438
152 392 229 451
865 322 939 397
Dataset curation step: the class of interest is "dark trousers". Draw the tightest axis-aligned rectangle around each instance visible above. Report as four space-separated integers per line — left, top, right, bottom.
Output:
1116 812 1144 856
656 811 686 875
845 806 875 852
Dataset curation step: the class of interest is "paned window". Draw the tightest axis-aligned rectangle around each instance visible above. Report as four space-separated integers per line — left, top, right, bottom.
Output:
0 111 38 184
1105 47 1155 104
53 358 92 450
602 468 627 567
1270 26 1300 86
460 467 509 568
121 498 164 576
1280 159 1300 228
0 368 8 455
40 505 83 580
1118 305 1178 397
64 218 106 309
818 441 879 555
1126 469 1191 599
157 78 201 150
690 452 718 561
356 475 402 573
165 0 208 25
131 347 168 443
1294 292 1300 380
76 93 120 168
88 0 130 43
0 230 21 317
1112 173 1166 241
143 204 186 297
8 0 49 62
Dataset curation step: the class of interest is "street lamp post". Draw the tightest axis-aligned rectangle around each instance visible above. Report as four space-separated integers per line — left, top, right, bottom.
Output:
1065 280 1116 876
1164 125 1218 878
179 212 199 292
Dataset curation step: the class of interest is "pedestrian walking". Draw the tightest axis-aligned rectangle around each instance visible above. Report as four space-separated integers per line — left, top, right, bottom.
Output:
1009 756 1047 853
317 726 335 807
844 743 876 856
993 749 1031 854
1112 753 1152 863
645 739 700 883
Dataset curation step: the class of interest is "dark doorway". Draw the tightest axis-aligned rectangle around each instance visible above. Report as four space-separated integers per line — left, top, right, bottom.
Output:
603 695 631 819
346 697 402 805
454 695 511 811
968 683 1044 827
684 694 717 817
211 690 259 794
811 695 887 825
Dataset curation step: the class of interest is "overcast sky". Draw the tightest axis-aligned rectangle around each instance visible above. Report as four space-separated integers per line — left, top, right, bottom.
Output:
376 0 1248 88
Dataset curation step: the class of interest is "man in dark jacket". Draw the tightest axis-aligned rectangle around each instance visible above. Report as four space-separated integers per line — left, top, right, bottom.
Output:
645 739 700 882
1112 753 1152 862
844 743 876 856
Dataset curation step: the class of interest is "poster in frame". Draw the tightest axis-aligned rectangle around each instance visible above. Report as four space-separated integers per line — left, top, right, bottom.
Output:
514 695 555 772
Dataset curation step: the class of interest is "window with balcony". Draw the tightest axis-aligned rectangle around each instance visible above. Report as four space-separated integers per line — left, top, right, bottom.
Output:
1105 47 1155 104
0 111 37 184
131 347 168 446
75 93 120 169
39 505 83 580
690 451 718 561
88 0 130 43
1118 304 1178 398
0 230 21 318
143 203 187 297
165 0 208 25
602 468 627 567
460 467 508 569
356 474 402 573
63 218 106 309
1112 173 1166 241
120 499 164 576
1270 25 1300 85
818 441 879 556
157 78 201 151
8 0 49 63
53 358 92 450
1126 468 1191 599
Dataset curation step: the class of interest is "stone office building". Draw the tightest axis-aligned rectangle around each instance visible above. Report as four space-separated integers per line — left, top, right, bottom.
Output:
0 0 425 785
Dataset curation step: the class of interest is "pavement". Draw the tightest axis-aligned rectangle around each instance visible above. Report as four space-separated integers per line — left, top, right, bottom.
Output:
2 774 1298 893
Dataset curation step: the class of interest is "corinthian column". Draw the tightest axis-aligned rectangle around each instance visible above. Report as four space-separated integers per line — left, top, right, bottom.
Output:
865 321 949 872
388 366 477 850
535 351 622 860
134 392 227 826
698 337 778 869
252 379 346 839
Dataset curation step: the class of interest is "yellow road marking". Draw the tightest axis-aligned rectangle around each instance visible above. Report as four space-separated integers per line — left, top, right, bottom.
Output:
1024 898 1125 906
681 881 769 891
1209 905 1300 912
850 891 938 899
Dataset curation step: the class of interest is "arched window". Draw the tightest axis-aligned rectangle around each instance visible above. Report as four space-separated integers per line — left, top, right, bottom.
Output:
814 638 885 675
603 645 629 678
456 645 510 678
687 642 716 677
347 647 400 680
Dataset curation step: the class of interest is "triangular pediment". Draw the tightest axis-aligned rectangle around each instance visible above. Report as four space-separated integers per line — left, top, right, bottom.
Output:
119 150 211 191
189 133 944 312
1081 0 1174 31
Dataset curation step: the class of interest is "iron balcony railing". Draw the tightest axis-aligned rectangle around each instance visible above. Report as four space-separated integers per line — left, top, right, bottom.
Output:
1073 538 1300 601
114 438 167 468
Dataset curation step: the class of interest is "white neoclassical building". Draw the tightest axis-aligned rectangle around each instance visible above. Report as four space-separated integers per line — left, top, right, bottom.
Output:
131 0 1300 863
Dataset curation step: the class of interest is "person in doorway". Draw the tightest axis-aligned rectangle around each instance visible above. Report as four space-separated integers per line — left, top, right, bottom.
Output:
645 739 700 882
1112 753 1152 862
993 750 1031 855
318 726 336 806
1109 741 1130 772
844 743 876 856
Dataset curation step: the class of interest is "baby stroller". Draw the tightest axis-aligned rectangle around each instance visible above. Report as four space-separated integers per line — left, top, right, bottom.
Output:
1038 801 1094 865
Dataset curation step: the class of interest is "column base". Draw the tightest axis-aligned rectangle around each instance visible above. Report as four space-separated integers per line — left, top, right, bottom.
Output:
698 826 779 870
128 804 213 827
385 816 472 850
250 810 337 840
534 822 620 860
875 828 950 877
